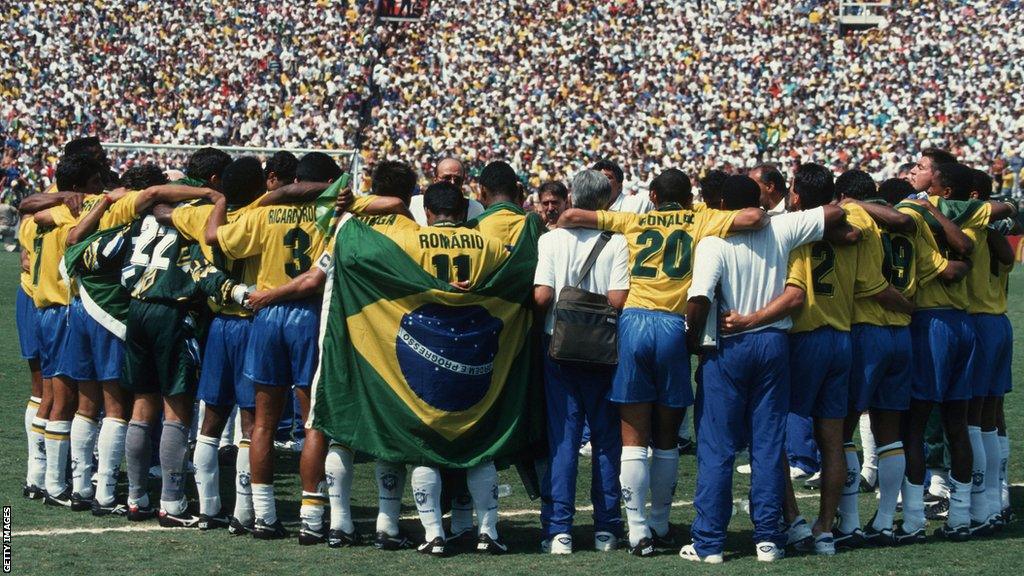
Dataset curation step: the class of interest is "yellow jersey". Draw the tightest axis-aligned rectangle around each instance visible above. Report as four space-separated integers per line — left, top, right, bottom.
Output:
18 217 38 297
597 203 736 315
389 222 509 286
216 201 326 291
965 227 1011 315
788 204 887 333
854 207 948 326
172 201 262 317
912 202 991 310
473 202 528 247
33 192 141 308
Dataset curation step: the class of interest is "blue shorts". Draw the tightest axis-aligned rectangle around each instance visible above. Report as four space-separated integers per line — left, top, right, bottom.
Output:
198 314 255 409
849 324 913 412
910 309 974 403
16 287 40 360
244 300 320 388
36 305 69 379
59 297 125 382
610 308 692 408
788 327 851 419
969 314 1013 397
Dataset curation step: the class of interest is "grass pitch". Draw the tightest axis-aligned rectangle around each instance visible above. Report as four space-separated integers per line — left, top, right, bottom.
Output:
1 251 1021 575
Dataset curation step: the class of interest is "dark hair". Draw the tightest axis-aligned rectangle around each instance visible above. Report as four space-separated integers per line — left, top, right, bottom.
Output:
897 162 916 176
970 168 993 200
296 152 342 183
921 147 956 167
591 159 624 185
371 160 417 204
264 151 298 183
221 157 266 206
934 163 974 200
538 180 568 201
478 161 520 200
63 136 102 157
720 175 761 210
186 147 232 182
835 169 876 200
752 163 786 195
650 168 693 205
423 181 467 220
879 178 916 205
793 162 835 208
699 169 729 207
55 154 104 191
119 163 168 190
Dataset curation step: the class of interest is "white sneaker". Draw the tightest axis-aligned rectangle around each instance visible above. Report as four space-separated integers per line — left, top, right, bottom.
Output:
786 516 813 548
756 541 784 562
736 463 752 474
679 544 724 564
594 531 616 552
550 533 572 554
578 442 592 457
812 532 836 556
790 466 810 480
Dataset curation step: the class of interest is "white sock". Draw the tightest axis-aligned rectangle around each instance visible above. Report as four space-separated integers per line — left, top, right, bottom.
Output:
837 443 860 533
193 434 221 515
450 491 475 535
233 440 254 525
252 483 277 526
620 446 650 545
648 448 679 537
95 417 127 506
411 466 444 541
999 435 1010 509
982 430 1002 520
967 426 987 523
467 461 499 540
300 488 328 531
27 413 46 489
927 468 949 498
162 496 187 516
376 461 406 536
70 414 99 498
901 479 925 533
325 445 354 533
859 414 878 486
24 399 39 486
44 420 71 496
219 409 236 447
947 476 972 528
872 442 905 531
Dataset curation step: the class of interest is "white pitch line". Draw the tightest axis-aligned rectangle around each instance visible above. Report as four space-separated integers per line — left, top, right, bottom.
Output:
13 485 1023 538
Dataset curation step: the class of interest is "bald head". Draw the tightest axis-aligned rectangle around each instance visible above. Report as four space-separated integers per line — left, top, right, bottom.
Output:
435 157 466 188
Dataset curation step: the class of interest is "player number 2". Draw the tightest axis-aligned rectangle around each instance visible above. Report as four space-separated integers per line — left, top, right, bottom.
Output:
432 254 471 283
284 228 312 278
630 229 692 279
810 242 835 296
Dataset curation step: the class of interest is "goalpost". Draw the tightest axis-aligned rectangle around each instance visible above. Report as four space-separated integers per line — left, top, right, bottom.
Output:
103 142 363 191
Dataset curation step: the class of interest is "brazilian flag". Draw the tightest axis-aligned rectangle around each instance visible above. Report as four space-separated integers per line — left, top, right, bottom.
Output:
310 215 543 468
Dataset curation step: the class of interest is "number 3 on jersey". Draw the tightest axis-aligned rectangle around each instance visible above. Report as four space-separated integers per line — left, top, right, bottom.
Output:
284 228 312 278
630 229 692 279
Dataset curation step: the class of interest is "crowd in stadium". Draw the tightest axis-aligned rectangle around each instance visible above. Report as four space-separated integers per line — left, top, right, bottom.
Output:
3 1 1024 200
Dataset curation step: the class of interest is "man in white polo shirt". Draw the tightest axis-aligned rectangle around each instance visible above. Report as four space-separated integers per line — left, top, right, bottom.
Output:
534 169 630 555
408 157 485 225
593 159 653 214
680 173 859 564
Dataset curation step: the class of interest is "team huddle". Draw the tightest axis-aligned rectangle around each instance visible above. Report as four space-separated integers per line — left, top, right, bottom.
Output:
14 138 1018 562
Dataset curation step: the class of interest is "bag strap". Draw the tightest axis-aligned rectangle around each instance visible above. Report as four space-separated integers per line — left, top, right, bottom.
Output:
573 231 613 288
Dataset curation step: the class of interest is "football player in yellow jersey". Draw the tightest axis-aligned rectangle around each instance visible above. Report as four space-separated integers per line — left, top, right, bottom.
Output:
383 182 510 556
901 159 1017 541
242 160 421 550
558 168 767 556
473 160 533 248
206 152 342 539
964 169 1018 530
16 214 47 500
778 168 914 554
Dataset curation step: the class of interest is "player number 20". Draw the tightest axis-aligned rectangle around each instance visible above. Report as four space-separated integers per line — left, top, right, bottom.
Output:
630 229 692 279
